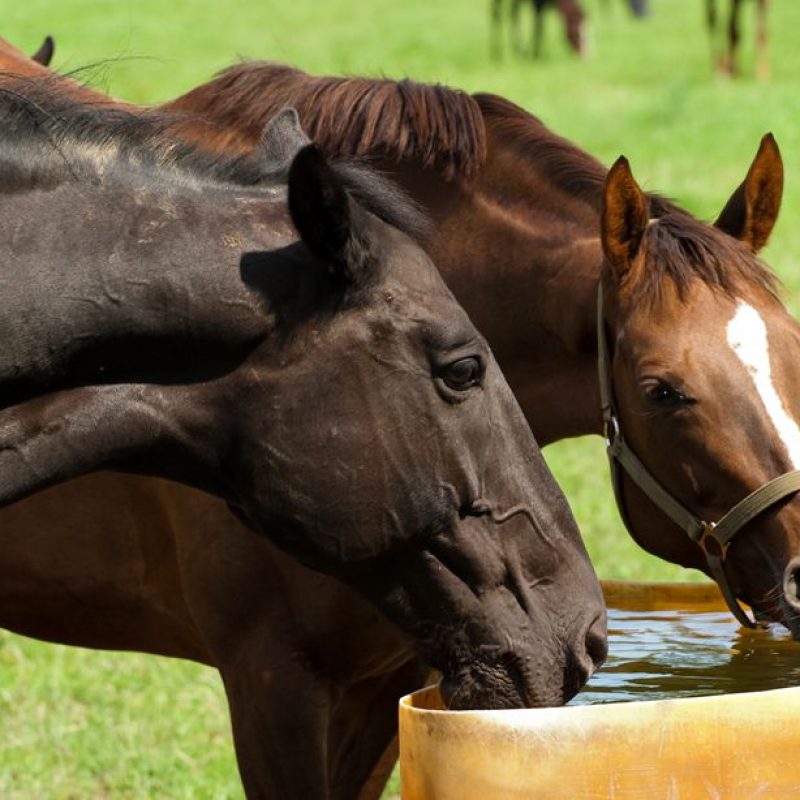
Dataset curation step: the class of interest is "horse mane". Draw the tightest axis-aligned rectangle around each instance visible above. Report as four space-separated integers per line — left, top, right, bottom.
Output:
471 94 778 301
168 62 487 181
0 73 428 241
0 73 267 188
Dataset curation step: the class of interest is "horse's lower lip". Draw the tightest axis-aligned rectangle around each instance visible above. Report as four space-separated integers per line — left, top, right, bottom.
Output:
439 676 526 711
438 662 538 711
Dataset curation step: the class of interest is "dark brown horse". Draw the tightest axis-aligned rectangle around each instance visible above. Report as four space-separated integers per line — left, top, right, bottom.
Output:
707 0 770 78
0 73 606 797
491 0 586 58
4 49 800 798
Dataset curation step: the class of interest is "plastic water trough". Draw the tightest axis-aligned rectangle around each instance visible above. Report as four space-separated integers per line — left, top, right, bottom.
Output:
399 581 800 799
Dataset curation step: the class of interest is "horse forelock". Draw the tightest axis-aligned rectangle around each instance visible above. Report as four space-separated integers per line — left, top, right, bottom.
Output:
168 62 488 181
629 200 781 306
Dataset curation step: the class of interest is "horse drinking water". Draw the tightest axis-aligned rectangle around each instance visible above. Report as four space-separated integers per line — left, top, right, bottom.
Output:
7 45 800 795
0 75 605 797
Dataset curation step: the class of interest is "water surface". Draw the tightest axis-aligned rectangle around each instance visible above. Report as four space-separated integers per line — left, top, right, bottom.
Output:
573 607 800 705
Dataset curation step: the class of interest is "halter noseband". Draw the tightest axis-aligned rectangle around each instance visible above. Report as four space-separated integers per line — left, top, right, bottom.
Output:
597 283 800 628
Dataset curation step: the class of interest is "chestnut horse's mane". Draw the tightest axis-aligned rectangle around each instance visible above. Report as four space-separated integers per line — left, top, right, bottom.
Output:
168 62 487 180
466 94 778 302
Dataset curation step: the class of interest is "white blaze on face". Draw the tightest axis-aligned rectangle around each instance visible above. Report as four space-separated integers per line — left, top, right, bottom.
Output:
727 301 800 469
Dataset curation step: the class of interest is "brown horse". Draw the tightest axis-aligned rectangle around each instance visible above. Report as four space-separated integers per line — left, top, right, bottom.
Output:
4 49 800 797
0 70 607 797
491 0 586 59
707 0 770 78
164 63 800 668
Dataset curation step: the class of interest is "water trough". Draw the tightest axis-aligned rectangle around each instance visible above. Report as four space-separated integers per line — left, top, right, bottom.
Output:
399 581 800 799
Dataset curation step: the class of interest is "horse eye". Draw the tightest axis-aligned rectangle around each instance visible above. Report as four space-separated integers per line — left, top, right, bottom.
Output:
645 381 691 408
442 357 483 391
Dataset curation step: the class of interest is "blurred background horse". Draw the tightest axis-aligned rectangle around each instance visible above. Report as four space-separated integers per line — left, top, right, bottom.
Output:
707 0 770 77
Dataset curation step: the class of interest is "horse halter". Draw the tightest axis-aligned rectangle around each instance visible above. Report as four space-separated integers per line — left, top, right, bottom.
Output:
597 283 800 628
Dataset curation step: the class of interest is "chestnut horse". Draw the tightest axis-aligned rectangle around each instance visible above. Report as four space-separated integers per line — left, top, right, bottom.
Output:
4 48 800 796
0 74 606 797
707 0 770 78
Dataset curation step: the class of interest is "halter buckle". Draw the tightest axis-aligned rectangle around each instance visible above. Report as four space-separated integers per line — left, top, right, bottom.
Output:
696 521 729 561
603 415 620 450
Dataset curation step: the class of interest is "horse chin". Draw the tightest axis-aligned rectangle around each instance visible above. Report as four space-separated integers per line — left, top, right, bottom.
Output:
438 656 563 711
439 669 527 711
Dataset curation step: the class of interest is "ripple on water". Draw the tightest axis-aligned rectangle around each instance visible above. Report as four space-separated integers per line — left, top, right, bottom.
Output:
572 607 800 705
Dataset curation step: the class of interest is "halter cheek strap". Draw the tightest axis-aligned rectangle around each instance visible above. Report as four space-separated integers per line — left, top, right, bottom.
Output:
597 284 800 628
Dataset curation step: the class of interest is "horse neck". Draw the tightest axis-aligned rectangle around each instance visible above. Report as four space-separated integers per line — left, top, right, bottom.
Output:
394 130 606 444
0 177 276 405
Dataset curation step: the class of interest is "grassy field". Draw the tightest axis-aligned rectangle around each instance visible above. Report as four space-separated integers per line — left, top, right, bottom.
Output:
3 0 800 796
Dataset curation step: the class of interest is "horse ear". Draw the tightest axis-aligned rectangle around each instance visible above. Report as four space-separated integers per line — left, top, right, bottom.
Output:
31 35 55 66
601 156 649 279
288 143 356 273
715 133 783 253
261 107 311 177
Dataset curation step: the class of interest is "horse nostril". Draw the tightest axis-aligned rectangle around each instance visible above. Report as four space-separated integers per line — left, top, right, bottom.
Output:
783 556 800 612
585 614 608 673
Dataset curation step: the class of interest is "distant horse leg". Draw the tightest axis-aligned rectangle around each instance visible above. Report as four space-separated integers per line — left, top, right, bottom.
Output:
328 660 432 800
756 0 770 79
490 0 504 59
706 0 723 70
725 0 743 75
511 0 525 55
533 0 545 58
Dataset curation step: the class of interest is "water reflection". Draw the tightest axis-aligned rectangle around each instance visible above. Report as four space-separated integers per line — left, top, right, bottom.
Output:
573 607 800 705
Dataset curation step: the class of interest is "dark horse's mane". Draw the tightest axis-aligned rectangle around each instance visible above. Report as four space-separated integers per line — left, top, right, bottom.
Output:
0 73 428 241
0 74 267 187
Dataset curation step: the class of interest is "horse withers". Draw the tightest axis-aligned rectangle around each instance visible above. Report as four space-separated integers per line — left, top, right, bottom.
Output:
0 79 606 794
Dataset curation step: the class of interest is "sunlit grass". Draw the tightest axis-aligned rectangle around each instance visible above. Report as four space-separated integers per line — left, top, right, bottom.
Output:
3 0 800 795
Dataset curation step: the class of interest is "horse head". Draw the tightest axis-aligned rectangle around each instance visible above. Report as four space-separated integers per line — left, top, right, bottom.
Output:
600 133 800 636
227 110 607 708
0 96 606 709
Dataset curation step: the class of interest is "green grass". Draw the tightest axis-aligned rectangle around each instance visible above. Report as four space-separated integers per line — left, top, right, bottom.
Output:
3 0 800 795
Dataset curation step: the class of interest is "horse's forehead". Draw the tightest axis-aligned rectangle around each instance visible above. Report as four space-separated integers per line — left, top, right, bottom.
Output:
623 283 734 350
